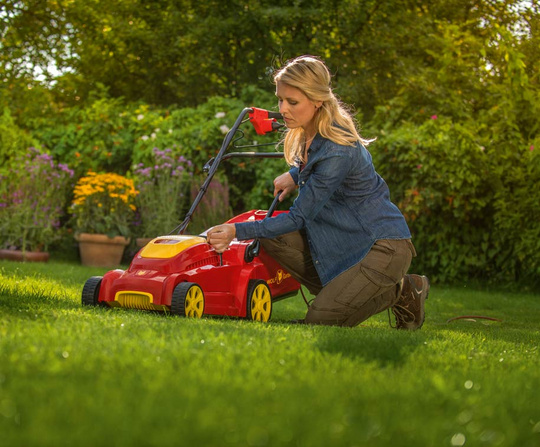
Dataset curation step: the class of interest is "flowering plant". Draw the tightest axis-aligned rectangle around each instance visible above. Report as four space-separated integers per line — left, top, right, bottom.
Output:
0 147 74 252
70 172 138 238
133 148 192 237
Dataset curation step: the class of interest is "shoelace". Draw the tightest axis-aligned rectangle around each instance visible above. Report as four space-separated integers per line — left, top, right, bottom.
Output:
388 304 416 328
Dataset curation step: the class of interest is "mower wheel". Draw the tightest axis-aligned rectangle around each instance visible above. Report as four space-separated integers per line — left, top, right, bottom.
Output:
246 280 272 322
82 276 104 307
171 282 205 318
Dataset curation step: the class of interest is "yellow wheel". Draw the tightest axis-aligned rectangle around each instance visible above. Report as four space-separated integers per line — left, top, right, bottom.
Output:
247 280 272 322
171 282 205 318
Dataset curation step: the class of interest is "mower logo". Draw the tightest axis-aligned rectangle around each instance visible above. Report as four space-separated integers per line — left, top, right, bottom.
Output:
267 269 291 285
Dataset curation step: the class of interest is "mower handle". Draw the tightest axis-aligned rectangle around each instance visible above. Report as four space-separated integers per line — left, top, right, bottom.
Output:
173 107 284 235
265 191 282 218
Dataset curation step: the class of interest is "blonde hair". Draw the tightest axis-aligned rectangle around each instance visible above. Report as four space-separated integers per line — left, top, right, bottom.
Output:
273 55 373 165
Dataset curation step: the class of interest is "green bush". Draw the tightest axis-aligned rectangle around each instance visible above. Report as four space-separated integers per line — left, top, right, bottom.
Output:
371 113 539 286
0 108 40 174
491 140 540 285
30 90 150 176
371 116 495 283
27 86 281 214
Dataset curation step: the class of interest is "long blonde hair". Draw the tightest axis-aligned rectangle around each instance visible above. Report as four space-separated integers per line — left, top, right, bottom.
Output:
273 55 373 165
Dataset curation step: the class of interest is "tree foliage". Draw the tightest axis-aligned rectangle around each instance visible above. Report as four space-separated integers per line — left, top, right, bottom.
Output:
2 1 532 110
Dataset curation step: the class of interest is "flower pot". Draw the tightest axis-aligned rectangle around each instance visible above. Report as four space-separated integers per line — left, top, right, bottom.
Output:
0 249 50 263
75 233 130 267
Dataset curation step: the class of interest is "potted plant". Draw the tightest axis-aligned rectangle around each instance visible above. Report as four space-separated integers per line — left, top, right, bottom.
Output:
133 148 192 246
0 147 74 262
70 171 138 267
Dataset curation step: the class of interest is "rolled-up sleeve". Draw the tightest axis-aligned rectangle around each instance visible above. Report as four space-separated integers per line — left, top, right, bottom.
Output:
289 166 299 184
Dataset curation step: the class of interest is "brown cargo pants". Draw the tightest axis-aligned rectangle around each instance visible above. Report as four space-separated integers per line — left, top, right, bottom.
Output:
261 231 416 327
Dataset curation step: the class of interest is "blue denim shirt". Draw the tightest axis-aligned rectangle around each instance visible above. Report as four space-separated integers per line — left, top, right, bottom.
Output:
235 134 411 286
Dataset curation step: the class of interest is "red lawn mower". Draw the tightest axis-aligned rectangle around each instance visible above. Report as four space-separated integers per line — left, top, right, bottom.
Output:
81 108 301 322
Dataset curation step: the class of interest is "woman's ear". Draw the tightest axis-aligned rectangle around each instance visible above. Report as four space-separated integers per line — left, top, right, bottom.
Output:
314 101 323 109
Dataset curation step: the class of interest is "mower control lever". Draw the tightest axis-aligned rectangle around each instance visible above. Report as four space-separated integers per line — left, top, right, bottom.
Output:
244 192 282 263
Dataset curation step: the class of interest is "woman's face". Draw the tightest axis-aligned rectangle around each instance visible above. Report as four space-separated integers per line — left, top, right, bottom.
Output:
276 81 322 136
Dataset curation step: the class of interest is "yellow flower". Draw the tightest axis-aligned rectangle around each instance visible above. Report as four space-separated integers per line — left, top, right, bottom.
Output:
70 171 139 236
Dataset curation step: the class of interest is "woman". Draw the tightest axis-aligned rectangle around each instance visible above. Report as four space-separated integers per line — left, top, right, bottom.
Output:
207 55 429 329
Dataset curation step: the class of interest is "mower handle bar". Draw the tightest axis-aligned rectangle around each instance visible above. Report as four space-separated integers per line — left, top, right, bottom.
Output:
172 108 284 235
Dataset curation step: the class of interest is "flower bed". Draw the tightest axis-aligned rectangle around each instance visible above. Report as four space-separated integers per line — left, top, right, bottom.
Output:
0 147 74 253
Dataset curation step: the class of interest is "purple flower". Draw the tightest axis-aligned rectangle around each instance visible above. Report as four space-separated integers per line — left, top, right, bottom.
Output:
37 153 53 162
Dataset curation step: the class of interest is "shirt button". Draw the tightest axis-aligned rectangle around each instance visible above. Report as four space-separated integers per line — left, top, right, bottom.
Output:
315 260 319 264
301 181 305 185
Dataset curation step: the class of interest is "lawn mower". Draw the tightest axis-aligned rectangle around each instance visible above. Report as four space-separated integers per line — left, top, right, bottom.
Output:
81 107 301 322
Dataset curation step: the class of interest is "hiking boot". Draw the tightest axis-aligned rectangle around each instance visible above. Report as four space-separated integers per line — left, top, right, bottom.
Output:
391 274 430 330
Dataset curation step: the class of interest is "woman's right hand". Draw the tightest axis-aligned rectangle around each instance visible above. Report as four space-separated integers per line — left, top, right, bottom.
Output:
273 172 297 201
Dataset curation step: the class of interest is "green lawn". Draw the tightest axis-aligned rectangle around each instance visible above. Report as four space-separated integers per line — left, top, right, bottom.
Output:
1 259 539 447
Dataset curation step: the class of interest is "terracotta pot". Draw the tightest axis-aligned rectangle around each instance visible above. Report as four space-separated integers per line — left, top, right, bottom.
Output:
0 249 50 263
75 233 130 267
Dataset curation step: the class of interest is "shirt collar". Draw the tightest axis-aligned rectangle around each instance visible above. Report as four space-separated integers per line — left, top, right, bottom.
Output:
308 133 324 153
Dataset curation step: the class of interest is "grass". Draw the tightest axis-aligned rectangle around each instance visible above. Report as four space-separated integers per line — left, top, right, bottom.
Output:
1 259 539 447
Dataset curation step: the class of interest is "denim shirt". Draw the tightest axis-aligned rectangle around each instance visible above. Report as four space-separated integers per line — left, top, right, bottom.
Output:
235 133 411 286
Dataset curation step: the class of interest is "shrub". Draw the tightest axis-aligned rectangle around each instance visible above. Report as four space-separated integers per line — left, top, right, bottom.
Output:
28 87 281 213
31 93 150 176
0 108 41 174
371 116 495 283
491 141 540 285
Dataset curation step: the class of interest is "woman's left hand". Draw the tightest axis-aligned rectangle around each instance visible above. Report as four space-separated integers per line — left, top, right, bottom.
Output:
207 224 236 253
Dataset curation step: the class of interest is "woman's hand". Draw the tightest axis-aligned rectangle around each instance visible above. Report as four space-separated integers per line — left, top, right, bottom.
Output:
273 172 297 201
207 224 236 253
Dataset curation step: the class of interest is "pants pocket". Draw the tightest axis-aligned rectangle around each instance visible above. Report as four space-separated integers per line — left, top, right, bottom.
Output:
359 265 398 288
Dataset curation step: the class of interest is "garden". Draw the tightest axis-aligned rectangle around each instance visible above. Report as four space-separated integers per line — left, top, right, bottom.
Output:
1 0 540 446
